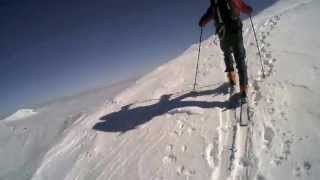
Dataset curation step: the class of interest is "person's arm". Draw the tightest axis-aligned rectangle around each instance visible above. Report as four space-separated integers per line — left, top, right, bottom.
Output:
233 0 253 15
199 6 214 27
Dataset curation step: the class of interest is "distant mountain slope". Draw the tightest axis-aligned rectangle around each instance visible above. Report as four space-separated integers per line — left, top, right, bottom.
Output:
0 79 135 180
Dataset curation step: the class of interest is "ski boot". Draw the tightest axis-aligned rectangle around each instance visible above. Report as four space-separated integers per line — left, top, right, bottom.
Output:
240 85 248 102
227 71 236 86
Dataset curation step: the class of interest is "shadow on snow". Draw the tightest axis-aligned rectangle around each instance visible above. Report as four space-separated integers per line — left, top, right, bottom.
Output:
91 1 279 134
93 83 241 133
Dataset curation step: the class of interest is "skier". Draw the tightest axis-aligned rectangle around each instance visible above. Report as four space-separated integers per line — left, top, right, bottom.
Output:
199 0 253 98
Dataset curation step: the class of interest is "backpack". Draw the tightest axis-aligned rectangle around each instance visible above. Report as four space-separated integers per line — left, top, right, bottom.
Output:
211 0 242 37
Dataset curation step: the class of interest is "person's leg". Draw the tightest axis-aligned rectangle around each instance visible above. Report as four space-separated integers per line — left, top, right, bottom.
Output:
232 31 248 96
220 38 236 85
220 38 234 72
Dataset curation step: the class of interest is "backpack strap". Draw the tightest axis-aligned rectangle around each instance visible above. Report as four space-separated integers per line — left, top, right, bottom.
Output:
212 0 238 25
213 0 223 24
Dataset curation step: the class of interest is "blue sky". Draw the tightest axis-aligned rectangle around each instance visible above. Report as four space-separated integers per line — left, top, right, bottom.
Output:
0 0 212 115
0 0 275 116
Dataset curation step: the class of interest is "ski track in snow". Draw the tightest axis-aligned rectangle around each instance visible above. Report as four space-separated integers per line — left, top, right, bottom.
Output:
195 12 284 180
233 12 285 180
234 1 315 179
222 1 312 178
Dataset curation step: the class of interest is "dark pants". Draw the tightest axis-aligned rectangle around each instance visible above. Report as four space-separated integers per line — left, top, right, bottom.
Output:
219 27 248 86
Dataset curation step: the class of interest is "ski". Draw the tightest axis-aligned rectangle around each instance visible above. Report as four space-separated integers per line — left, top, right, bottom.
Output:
239 97 251 127
227 84 238 171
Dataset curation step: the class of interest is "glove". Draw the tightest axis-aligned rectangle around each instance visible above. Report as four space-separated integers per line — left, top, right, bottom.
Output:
198 18 205 27
247 6 253 15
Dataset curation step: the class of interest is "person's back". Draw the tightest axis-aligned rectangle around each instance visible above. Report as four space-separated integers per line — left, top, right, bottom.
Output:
199 0 252 98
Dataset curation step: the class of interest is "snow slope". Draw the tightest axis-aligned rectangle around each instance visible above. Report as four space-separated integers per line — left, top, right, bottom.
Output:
1 0 320 180
247 0 320 179
0 80 134 180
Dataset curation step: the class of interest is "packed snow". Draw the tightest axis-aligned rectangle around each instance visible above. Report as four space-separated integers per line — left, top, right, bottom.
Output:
1 0 320 180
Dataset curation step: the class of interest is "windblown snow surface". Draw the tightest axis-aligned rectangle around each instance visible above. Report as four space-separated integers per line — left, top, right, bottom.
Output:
1 0 320 180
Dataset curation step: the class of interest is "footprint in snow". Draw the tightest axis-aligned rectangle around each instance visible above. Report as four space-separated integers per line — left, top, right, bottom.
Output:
256 174 266 180
162 154 177 165
176 166 196 177
267 107 276 115
264 53 272 59
271 156 284 166
172 120 185 136
181 145 187 153
274 15 281 21
263 126 275 149
266 97 274 104
282 140 292 160
187 127 196 136
165 144 173 152
303 161 312 175
173 130 183 137
292 161 312 177
293 166 302 177
177 120 184 129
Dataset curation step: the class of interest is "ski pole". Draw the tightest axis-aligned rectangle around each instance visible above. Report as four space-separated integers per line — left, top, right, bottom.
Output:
193 27 203 91
249 15 266 78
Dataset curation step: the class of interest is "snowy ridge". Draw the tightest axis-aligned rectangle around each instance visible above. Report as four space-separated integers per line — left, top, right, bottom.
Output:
2 108 37 121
